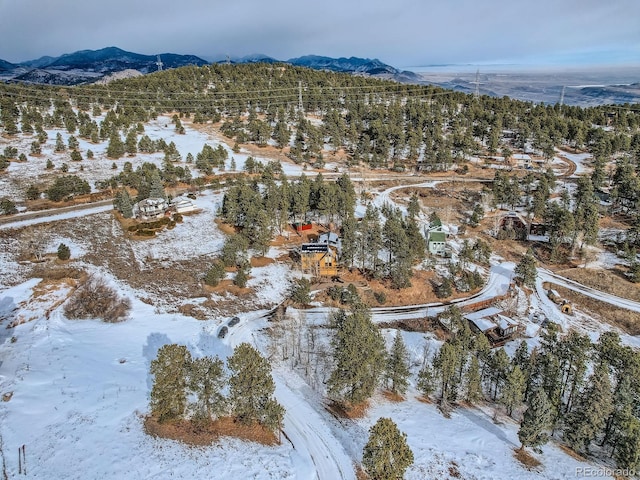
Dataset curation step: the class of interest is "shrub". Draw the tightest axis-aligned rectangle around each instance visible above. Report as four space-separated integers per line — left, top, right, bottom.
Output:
57 243 71 260
327 285 342 301
64 274 131 323
204 260 226 287
0 198 17 215
373 291 387 304
289 278 311 304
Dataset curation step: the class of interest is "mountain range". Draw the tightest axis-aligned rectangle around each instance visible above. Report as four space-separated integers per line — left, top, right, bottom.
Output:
0 46 419 86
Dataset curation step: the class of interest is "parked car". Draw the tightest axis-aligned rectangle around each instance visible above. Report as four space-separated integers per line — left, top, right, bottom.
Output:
228 316 240 327
217 326 228 338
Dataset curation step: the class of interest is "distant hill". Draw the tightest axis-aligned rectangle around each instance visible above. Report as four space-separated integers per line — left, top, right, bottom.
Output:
29 46 208 74
288 55 397 74
2 47 209 85
0 58 18 72
3 47 419 86
213 53 421 83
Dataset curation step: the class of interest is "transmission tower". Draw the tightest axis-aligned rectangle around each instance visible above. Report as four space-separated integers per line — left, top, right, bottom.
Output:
156 55 163 72
559 86 566 106
298 80 304 112
472 69 482 100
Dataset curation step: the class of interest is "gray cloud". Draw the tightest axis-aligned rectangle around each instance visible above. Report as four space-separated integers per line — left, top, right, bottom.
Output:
1 0 638 67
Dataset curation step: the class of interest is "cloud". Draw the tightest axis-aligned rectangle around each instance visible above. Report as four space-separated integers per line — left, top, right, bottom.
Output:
1 0 638 67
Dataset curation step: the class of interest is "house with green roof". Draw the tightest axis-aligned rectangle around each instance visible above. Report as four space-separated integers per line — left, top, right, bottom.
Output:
428 230 446 256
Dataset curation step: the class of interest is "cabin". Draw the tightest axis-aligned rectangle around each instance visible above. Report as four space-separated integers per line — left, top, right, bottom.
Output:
170 196 197 214
428 231 447 256
498 211 528 240
300 243 339 276
133 197 169 220
513 153 532 168
464 307 520 346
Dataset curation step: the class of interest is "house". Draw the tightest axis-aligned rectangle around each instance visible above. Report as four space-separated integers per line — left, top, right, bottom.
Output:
171 196 197 214
299 243 338 276
428 231 447 256
464 307 521 346
513 153 532 168
498 211 528 240
318 232 342 256
133 197 169 220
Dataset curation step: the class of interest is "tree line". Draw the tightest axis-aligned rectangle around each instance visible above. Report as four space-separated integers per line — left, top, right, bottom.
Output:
1 63 638 175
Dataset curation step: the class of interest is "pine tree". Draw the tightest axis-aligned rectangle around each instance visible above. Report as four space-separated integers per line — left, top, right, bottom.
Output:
464 356 484 404
407 194 421 219
514 249 537 288
518 388 553 451
234 262 249 288
615 416 640 472
501 366 526 417
148 170 166 200
120 189 133 218
487 348 510 401
54 132 66 152
150 344 192 422
563 362 613 454
227 343 284 431
204 260 226 287
433 341 462 404
188 355 226 420
327 306 386 406
125 130 138 155
385 331 410 395
513 341 530 374
106 133 125 159
417 362 436 398
362 417 414 480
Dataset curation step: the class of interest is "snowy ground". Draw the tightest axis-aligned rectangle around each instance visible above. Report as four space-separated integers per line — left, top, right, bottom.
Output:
1 273 620 480
0 118 633 479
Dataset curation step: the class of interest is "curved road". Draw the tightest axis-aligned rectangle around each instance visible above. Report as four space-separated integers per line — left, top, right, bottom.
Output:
539 268 640 313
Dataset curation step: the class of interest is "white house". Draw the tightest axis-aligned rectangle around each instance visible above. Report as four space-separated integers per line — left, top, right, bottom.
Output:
428 230 446 256
171 196 197 214
133 197 168 220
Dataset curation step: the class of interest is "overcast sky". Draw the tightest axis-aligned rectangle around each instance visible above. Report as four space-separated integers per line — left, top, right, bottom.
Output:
1 0 638 68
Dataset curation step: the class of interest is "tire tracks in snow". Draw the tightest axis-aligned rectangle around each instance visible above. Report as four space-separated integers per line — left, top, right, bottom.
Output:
224 314 355 480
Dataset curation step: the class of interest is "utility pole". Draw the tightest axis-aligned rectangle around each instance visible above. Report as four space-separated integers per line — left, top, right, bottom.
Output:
155 55 163 72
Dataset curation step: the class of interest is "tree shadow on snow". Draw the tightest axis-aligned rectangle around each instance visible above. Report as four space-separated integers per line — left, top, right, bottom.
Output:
142 332 172 390
458 407 518 448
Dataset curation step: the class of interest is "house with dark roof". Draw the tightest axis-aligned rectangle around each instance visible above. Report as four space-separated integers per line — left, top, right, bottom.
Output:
464 307 520 346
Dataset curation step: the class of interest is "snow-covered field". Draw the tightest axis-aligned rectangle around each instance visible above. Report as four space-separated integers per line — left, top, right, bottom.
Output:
0 271 624 479
0 115 633 480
